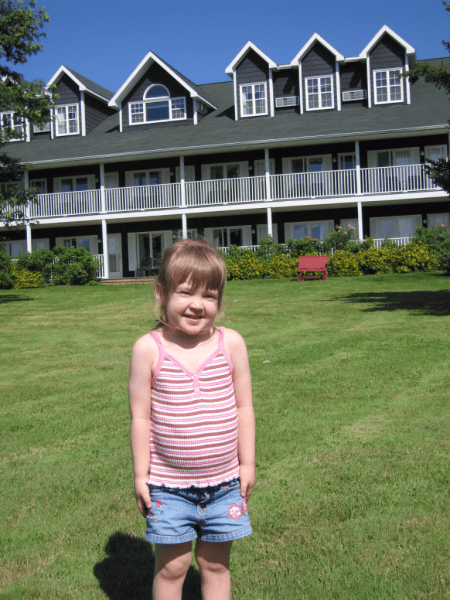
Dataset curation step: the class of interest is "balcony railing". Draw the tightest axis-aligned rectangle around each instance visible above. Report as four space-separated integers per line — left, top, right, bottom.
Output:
18 165 441 221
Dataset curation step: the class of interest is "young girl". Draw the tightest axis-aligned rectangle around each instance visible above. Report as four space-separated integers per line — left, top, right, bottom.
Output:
128 239 255 600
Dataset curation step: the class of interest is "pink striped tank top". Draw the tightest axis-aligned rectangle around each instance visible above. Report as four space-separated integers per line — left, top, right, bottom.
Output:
147 326 240 488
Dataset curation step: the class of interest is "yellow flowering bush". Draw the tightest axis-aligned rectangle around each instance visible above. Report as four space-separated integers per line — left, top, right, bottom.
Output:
12 265 45 289
265 254 298 278
358 248 391 275
225 254 264 280
327 250 362 277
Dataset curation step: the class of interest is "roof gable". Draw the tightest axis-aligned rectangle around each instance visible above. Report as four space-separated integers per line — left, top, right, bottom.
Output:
47 65 113 103
225 41 276 75
359 25 415 58
291 34 344 64
109 51 216 110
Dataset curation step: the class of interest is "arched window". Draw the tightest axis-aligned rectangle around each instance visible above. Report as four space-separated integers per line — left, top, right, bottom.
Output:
129 84 186 125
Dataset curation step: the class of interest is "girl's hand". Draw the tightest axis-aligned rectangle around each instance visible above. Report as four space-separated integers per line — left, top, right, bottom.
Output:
239 463 255 500
134 477 151 517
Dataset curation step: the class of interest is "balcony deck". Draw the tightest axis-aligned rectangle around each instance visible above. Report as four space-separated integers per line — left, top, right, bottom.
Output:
3 164 443 224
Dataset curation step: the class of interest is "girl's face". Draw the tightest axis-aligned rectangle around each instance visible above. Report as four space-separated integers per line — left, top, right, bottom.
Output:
157 278 220 338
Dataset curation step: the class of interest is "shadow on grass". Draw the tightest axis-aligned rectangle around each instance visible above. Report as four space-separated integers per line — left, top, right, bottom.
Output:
94 531 201 600
337 290 450 316
0 293 34 304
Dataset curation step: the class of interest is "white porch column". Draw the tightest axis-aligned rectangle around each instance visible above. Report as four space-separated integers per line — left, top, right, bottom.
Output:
357 201 364 241
24 169 32 252
180 156 188 240
99 164 109 279
264 149 273 238
101 219 109 279
355 140 362 196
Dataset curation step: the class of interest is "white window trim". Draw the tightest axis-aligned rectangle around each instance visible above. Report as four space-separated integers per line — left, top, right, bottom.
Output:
1 111 25 141
239 81 268 118
305 75 335 111
30 178 47 194
128 84 187 126
373 68 403 105
55 235 98 254
424 145 448 163
201 161 249 180
125 168 170 187
369 214 422 239
55 103 80 137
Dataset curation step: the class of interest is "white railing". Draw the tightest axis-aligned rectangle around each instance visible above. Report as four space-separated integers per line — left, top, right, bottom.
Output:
185 176 266 206
9 165 443 222
361 165 438 194
271 170 358 200
105 183 181 212
94 254 105 278
30 190 101 218
372 237 411 248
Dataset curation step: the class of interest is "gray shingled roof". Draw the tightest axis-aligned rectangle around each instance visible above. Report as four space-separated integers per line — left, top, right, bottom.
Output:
10 59 450 168
64 66 114 101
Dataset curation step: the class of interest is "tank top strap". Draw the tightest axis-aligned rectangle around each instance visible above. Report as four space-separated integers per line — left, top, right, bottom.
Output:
218 326 234 374
150 330 166 386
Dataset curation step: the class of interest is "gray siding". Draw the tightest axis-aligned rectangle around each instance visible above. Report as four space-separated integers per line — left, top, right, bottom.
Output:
273 69 299 114
340 63 367 109
122 62 193 132
302 43 336 111
236 49 270 119
370 34 406 105
54 75 80 105
85 94 114 134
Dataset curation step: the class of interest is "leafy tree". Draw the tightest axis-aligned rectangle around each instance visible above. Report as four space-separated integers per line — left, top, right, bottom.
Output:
405 1 450 193
0 0 54 226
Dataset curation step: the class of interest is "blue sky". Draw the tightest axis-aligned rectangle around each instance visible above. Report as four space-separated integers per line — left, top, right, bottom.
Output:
17 0 450 94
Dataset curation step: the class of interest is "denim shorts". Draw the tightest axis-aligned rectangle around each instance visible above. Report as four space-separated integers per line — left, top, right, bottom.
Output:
145 478 252 544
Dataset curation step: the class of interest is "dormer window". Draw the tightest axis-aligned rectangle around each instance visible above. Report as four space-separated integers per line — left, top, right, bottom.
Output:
55 104 79 136
305 76 334 111
240 82 268 117
129 84 186 124
1 111 24 140
373 68 403 104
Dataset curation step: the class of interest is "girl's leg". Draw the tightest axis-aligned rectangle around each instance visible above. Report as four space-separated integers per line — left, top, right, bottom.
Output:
195 540 233 600
153 542 192 600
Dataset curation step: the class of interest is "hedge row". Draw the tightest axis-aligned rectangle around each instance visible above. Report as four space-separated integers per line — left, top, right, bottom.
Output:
223 242 440 280
0 246 100 289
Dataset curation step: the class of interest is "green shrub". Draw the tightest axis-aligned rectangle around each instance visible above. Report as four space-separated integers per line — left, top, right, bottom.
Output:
12 265 45 289
323 224 356 252
51 245 100 286
413 225 450 270
0 248 13 289
15 248 54 283
358 248 391 275
255 237 286 257
225 253 264 280
327 250 362 277
286 237 322 257
264 254 298 278
390 241 439 273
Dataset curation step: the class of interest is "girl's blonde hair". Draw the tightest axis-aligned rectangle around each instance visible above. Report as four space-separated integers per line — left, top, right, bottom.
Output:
156 239 227 326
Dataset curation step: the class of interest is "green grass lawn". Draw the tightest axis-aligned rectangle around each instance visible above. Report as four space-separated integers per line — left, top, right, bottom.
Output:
1 273 450 600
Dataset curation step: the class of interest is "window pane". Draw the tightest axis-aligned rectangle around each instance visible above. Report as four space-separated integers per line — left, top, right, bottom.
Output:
377 151 391 168
133 173 146 186
145 85 169 99
229 229 242 246
292 159 304 173
171 98 185 119
210 166 224 179
227 165 239 178
78 238 90 251
380 219 395 238
131 103 144 123
146 100 169 121
398 218 413 237
75 178 88 191
393 150 411 166
294 224 308 239
61 179 73 192
308 158 323 172
311 223 325 239
148 171 161 185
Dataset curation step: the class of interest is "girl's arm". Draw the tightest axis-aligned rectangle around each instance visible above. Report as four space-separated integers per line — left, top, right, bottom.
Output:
225 328 255 500
128 333 156 516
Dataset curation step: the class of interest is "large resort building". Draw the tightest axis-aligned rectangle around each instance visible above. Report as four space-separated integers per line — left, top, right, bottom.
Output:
1 25 449 278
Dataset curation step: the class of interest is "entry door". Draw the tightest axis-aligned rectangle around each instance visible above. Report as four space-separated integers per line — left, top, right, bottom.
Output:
108 233 122 278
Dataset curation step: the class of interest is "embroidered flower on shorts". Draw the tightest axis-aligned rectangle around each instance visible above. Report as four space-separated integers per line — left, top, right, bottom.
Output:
228 504 242 520
155 500 163 507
